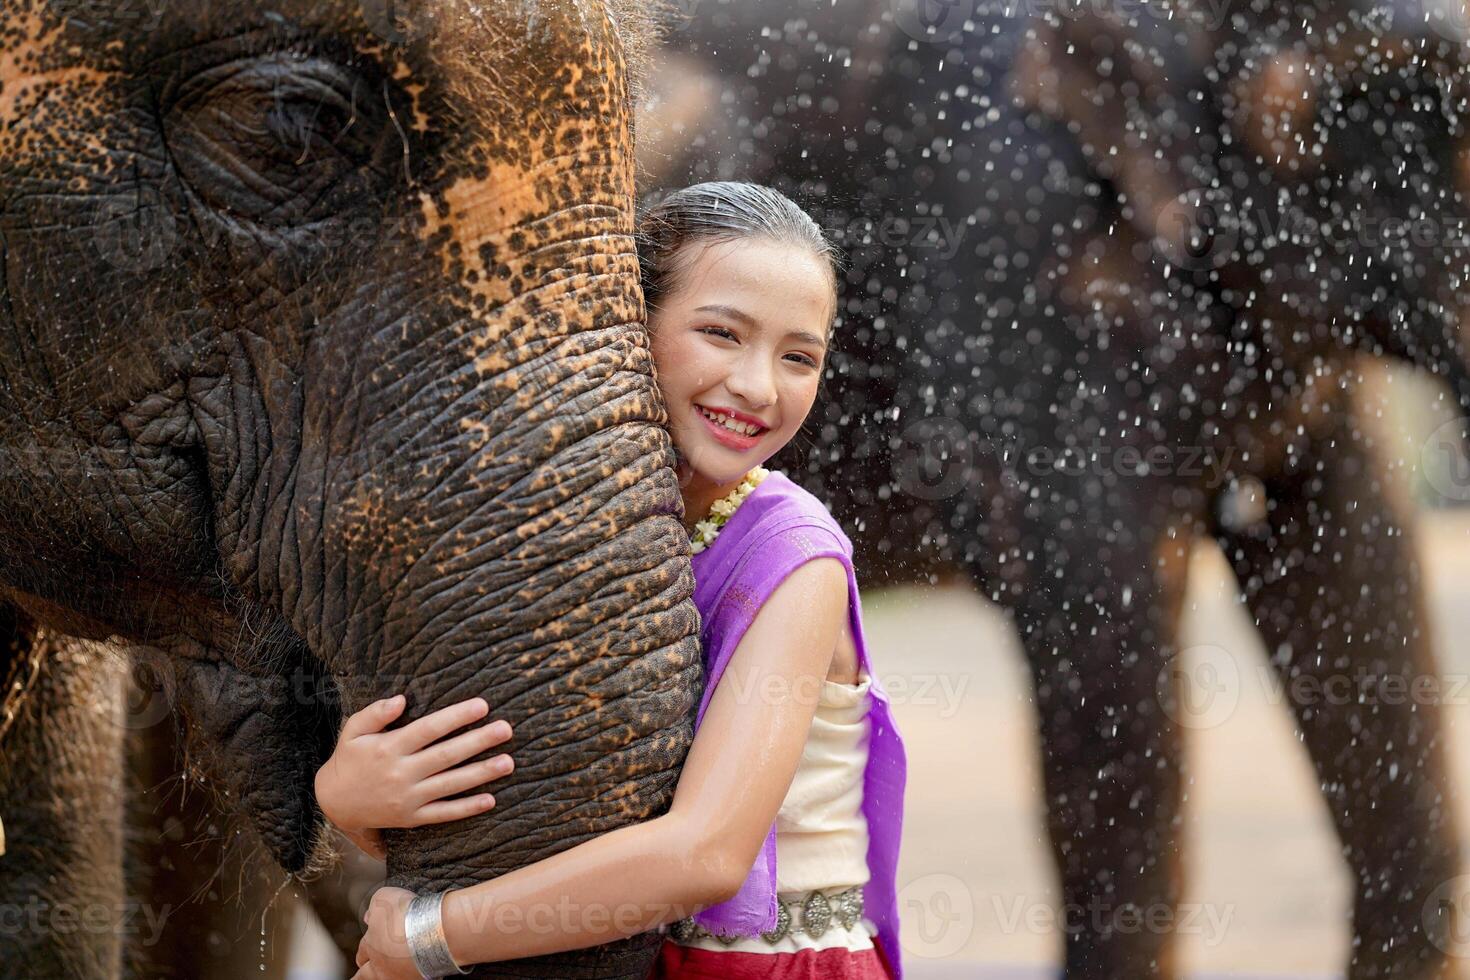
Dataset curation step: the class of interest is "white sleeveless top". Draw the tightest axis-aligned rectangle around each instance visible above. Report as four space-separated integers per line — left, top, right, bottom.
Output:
677 675 877 954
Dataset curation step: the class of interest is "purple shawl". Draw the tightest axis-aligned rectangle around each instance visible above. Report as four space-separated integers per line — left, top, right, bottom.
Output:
686 471 907 980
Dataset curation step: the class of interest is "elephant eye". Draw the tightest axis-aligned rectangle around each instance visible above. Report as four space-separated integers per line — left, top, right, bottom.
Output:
164 53 393 228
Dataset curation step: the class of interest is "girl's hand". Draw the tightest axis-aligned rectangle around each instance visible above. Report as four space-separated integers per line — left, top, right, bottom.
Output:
315 694 515 858
352 886 419 980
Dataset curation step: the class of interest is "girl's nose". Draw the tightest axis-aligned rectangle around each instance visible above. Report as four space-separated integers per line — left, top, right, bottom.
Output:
725 356 777 408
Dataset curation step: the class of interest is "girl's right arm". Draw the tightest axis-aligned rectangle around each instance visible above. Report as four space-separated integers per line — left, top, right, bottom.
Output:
315 694 516 860
432 556 852 967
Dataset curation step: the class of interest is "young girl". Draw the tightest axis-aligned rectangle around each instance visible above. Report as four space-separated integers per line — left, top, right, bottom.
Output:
316 182 907 980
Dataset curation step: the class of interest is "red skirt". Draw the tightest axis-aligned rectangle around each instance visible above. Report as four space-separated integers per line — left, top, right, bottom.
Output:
648 939 896 980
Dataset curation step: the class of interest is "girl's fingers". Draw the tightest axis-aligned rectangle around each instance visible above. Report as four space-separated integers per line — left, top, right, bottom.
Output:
341 695 406 739
408 720 513 778
414 793 499 825
417 754 514 802
393 698 491 752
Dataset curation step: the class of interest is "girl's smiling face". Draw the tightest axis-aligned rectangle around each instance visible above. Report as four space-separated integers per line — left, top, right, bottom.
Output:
647 236 834 506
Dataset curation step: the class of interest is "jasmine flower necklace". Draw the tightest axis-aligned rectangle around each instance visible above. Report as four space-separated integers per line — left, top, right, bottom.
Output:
689 466 770 555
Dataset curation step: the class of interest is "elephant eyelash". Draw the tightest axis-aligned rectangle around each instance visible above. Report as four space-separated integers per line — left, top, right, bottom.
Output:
162 54 398 232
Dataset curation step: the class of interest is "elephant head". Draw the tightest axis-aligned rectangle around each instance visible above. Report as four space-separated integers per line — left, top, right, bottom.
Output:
0 1 699 973
1013 0 1470 412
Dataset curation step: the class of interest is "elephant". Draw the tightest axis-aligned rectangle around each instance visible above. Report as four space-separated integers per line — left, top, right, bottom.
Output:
642 0 1470 975
0 2 706 978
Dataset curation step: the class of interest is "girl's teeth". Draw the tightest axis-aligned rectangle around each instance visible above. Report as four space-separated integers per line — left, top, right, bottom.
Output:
700 408 762 436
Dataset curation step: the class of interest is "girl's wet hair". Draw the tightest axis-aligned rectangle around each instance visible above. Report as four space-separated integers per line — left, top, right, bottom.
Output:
636 181 842 331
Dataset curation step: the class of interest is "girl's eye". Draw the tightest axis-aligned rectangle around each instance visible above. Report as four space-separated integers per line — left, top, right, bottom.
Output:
699 326 737 341
786 353 820 368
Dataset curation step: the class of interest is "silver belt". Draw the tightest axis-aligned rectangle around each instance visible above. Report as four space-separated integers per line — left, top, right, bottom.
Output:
668 886 865 946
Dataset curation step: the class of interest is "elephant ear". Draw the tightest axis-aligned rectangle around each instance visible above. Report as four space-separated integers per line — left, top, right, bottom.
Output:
1010 6 1222 255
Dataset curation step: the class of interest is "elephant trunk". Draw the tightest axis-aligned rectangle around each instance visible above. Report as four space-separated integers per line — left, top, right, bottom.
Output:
300 225 702 970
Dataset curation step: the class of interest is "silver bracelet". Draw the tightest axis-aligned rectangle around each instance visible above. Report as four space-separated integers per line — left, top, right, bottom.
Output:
405 890 470 977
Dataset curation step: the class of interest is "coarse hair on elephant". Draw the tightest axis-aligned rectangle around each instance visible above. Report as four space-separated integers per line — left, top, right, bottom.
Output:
0 2 703 978
642 0 1470 976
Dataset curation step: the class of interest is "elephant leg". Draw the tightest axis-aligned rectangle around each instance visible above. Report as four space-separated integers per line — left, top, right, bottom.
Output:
121 670 297 980
0 615 129 979
1216 424 1461 978
1007 512 1194 980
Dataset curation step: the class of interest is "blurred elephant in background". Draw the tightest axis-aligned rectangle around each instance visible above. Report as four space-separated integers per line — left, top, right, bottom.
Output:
642 0 1470 975
0 2 703 978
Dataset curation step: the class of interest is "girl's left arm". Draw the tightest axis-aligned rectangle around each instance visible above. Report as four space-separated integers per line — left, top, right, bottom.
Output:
350 557 851 979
